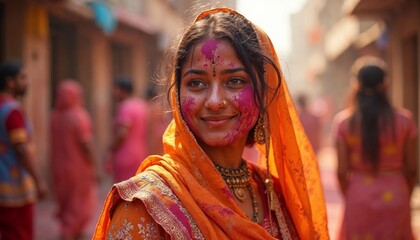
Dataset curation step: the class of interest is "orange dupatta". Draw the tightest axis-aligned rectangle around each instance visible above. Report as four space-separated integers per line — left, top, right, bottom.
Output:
94 8 329 240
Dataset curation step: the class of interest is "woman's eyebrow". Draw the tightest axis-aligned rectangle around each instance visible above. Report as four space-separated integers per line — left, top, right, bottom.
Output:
182 67 247 77
182 69 207 77
220 67 247 75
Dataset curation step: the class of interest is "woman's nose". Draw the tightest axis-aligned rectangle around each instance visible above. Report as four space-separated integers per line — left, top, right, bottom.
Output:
205 84 227 111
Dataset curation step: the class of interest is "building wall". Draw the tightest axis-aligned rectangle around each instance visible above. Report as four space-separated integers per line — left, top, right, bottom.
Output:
385 0 420 179
144 0 185 51
0 1 51 171
386 0 420 119
0 0 184 178
289 0 326 95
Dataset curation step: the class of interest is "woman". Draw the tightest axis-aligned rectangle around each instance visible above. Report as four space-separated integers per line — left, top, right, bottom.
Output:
333 57 418 239
50 80 98 239
94 8 328 239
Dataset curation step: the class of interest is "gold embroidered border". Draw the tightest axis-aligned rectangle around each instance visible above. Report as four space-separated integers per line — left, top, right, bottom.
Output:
116 172 204 240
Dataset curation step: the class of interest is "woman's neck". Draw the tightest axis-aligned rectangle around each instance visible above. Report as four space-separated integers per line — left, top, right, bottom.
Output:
200 140 246 169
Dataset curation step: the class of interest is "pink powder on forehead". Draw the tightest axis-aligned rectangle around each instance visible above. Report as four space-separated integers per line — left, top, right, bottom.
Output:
201 39 219 60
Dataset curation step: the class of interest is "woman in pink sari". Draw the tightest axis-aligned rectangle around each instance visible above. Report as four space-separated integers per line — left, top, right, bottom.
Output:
333 57 418 239
50 80 98 240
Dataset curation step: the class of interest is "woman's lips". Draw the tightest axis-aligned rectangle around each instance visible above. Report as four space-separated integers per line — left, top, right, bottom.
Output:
201 115 235 128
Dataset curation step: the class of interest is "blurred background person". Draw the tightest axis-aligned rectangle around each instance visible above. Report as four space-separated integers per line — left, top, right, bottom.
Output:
105 77 150 183
296 93 322 155
50 80 98 240
0 60 47 240
145 85 171 156
333 56 418 239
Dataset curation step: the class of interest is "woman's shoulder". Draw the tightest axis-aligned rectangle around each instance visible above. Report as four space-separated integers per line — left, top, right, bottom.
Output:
332 108 352 125
114 171 170 201
331 108 353 137
394 107 415 121
111 171 204 239
107 189 170 239
394 108 417 136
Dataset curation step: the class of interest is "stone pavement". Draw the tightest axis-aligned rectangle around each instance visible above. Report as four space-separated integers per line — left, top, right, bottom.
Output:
35 147 420 239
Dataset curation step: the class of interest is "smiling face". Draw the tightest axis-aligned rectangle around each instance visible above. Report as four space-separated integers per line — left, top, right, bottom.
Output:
179 38 259 148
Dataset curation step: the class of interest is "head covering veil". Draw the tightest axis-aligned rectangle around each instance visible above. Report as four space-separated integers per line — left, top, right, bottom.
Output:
54 80 84 110
94 8 328 240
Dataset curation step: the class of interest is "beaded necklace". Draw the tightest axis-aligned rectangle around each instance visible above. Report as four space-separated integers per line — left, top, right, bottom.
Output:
215 161 259 223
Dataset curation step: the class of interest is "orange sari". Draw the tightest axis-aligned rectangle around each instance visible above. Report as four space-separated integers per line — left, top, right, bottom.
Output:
94 8 329 240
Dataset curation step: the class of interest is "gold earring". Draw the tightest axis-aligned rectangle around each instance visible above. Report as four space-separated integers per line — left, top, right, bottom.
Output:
254 114 266 144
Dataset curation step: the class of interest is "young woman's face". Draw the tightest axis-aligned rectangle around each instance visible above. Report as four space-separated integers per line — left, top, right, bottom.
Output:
179 39 259 147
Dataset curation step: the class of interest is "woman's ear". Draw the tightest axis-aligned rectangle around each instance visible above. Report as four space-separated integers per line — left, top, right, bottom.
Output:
350 77 359 92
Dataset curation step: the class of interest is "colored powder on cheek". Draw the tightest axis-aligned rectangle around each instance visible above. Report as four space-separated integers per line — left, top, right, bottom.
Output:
243 88 259 126
201 39 219 60
223 86 259 143
235 87 259 124
180 96 196 128
236 86 255 106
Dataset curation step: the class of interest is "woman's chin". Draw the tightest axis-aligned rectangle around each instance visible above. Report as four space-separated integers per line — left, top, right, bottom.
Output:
197 135 248 149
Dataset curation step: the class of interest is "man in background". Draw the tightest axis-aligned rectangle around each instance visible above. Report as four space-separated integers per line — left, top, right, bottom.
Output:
0 60 47 240
105 77 150 183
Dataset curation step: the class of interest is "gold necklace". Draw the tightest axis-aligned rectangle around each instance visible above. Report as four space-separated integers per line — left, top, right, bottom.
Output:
215 161 259 223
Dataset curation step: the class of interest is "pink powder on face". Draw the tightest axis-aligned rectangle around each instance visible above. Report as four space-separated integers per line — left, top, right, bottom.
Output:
180 96 197 131
224 86 259 143
236 86 255 103
201 39 219 60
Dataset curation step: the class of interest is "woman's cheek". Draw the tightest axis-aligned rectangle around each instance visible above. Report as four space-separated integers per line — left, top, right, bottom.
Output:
236 86 259 117
224 87 259 142
180 96 198 131
236 86 258 111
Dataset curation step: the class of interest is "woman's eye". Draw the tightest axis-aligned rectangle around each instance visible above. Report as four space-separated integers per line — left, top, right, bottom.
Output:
187 80 206 89
226 77 246 88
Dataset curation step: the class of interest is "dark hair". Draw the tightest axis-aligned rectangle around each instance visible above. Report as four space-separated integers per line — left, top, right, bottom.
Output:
349 58 395 169
166 11 282 145
114 76 133 94
0 61 22 91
